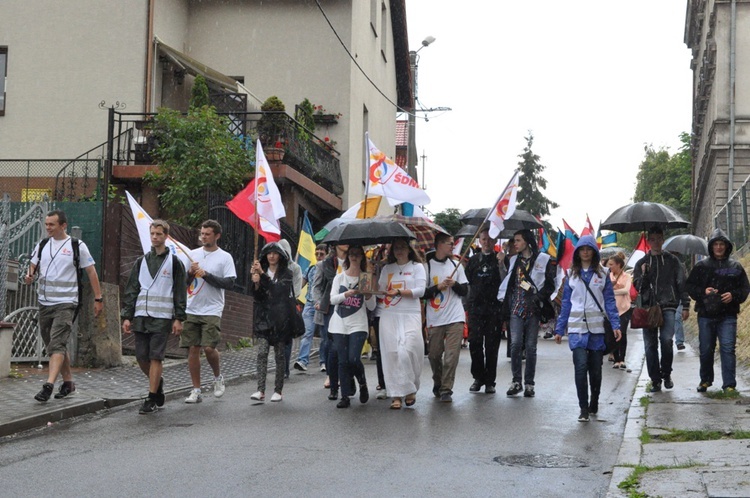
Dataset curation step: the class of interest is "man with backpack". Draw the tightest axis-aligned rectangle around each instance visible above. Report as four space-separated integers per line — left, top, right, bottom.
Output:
25 210 104 402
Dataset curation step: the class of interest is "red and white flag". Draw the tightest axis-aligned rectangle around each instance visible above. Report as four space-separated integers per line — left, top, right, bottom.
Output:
487 171 520 239
581 214 595 236
226 140 286 242
367 136 431 207
627 232 651 268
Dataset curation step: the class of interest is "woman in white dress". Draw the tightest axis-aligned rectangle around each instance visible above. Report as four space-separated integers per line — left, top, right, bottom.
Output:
377 238 426 409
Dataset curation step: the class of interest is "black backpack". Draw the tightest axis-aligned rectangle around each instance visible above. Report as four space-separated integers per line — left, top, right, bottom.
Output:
35 237 83 322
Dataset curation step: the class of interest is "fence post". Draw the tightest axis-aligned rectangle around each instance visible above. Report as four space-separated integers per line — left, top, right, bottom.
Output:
0 194 9 318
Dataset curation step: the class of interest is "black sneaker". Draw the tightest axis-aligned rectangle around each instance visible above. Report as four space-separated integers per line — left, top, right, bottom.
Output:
506 382 522 396
35 382 54 402
440 393 453 403
328 390 338 401
543 331 553 339
677 343 686 351
336 396 350 409
485 385 496 394
139 398 158 414
649 382 662 393
663 377 674 389
469 381 483 393
432 384 441 398
155 377 165 407
696 382 711 392
588 399 598 415
359 384 369 404
54 381 76 399
578 408 590 422
524 385 535 397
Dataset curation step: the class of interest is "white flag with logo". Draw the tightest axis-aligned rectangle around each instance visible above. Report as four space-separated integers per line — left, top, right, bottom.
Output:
487 171 520 239
125 191 191 267
367 137 430 206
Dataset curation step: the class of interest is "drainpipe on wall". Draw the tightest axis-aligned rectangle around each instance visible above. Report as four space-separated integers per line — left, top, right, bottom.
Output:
145 0 155 112
728 0 736 207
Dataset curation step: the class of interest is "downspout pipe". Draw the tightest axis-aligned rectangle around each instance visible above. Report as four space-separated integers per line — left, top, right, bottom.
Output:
145 0 155 112
728 0 736 202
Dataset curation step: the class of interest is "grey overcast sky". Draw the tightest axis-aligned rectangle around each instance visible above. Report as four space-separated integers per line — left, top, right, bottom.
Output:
404 0 693 234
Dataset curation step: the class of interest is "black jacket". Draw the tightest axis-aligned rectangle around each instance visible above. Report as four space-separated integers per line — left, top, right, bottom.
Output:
686 229 750 317
633 250 689 310
465 251 503 314
249 243 296 344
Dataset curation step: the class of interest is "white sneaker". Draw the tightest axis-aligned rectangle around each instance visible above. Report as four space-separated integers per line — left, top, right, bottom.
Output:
293 361 308 372
376 390 387 400
320 363 326 372
214 375 225 397
250 391 265 401
270 392 283 402
185 389 203 404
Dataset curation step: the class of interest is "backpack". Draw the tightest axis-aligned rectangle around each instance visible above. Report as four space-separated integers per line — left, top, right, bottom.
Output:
35 237 83 322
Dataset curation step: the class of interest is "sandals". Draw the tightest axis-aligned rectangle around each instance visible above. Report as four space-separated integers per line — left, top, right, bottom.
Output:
404 393 416 406
390 398 402 409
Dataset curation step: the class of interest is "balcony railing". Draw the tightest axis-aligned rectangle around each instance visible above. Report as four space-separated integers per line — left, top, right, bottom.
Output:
109 110 343 196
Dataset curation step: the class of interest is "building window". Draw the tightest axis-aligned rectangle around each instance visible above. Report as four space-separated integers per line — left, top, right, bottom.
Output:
0 47 7 116
370 0 378 36
380 2 388 61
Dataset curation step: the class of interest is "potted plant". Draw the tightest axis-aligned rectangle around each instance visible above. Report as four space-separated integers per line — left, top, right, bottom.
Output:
313 104 342 125
257 96 287 147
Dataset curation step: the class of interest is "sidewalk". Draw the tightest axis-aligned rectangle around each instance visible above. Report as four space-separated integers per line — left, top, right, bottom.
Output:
608 343 750 497
0 342 318 439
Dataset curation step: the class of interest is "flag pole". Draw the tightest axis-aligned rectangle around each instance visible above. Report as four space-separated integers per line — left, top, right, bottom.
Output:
168 236 194 263
448 169 520 279
363 131 370 219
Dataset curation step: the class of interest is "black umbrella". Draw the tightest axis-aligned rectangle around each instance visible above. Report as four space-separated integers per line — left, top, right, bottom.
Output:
455 223 516 239
322 219 416 246
459 208 543 231
663 234 708 255
600 202 690 233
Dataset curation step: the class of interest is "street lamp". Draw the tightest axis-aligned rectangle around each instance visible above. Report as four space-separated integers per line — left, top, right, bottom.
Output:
407 36 435 184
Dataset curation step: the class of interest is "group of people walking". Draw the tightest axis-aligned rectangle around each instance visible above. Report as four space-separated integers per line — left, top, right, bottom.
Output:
27 210 749 420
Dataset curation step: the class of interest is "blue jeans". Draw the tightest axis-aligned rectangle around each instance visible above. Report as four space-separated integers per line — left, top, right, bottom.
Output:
698 316 737 389
332 331 368 397
572 347 603 409
674 303 685 346
642 308 676 384
509 314 539 386
295 302 317 366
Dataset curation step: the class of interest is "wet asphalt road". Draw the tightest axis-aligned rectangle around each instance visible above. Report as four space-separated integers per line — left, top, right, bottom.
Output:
0 332 643 498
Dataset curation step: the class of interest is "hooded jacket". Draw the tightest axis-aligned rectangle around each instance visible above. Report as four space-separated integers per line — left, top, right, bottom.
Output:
632 240 689 310
686 229 750 317
249 242 296 344
278 239 303 298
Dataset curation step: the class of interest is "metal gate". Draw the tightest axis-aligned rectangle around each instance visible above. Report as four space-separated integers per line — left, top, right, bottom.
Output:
1 194 47 362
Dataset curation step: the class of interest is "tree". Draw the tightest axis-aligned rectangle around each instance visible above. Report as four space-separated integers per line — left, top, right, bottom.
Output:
434 208 462 236
516 133 559 221
634 132 691 220
190 74 210 109
146 101 252 227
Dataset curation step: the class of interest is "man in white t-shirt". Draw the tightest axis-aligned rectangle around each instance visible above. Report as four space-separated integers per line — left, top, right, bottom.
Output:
181 220 237 403
423 233 469 403
25 210 103 402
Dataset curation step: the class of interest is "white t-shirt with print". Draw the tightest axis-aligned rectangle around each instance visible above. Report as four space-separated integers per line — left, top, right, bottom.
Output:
186 247 237 317
424 258 468 327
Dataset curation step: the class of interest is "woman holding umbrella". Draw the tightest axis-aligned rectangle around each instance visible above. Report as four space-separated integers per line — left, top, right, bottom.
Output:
378 238 426 409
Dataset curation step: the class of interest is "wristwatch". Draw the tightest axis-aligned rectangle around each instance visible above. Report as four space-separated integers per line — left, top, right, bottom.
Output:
396 289 402 296
94 297 103 303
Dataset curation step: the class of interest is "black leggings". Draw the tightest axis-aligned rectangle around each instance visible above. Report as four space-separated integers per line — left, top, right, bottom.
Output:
613 309 632 363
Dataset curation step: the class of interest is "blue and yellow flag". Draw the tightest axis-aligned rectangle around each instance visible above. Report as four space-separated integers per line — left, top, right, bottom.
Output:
297 211 316 302
596 225 618 249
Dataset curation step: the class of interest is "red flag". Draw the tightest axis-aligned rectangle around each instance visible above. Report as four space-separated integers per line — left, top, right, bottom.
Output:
556 219 579 272
226 140 286 243
627 233 651 268
581 214 595 237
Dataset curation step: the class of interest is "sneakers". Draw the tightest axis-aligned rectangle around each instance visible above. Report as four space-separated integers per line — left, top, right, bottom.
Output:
649 382 662 393
214 375 225 397
697 382 711 392
139 398 158 414
724 386 738 394
185 388 203 404
376 390 387 400
328 390 338 401
469 380 483 393
270 392 283 402
320 363 327 372
34 382 54 402
294 361 308 372
543 331 553 339
588 398 599 415
506 382 522 396
440 393 453 403
54 381 76 399
677 343 686 350
155 377 165 407
663 377 674 389
578 408 590 422
336 396 350 408
359 384 369 404
485 385 496 394
432 384 441 398
523 385 535 398
250 391 265 401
